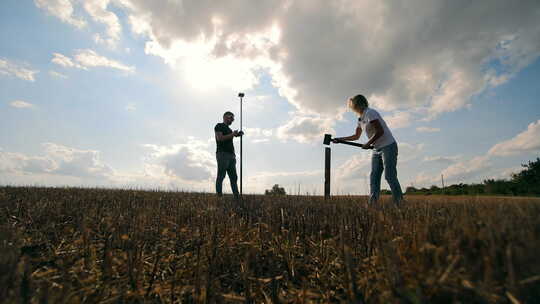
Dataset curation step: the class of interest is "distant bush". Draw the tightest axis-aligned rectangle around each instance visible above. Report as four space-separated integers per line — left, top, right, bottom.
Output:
265 184 286 195
406 158 540 196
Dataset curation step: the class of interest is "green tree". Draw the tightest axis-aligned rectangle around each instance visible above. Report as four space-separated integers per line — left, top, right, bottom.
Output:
511 157 540 195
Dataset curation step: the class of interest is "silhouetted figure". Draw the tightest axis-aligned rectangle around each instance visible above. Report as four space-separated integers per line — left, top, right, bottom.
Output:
333 95 403 206
214 111 243 198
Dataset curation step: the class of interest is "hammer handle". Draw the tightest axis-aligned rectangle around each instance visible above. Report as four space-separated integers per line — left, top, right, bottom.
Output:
335 139 373 149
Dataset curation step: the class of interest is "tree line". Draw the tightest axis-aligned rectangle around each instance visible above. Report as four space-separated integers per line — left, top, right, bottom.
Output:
404 158 540 196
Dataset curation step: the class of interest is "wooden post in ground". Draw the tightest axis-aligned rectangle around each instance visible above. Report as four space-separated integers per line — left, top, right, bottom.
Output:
325 147 331 199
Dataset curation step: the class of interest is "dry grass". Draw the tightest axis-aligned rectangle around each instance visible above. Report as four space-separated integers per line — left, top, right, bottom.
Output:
1 186 540 303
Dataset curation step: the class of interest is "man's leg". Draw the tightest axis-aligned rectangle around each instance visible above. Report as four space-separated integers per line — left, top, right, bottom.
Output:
382 142 403 205
215 152 229 196
226 155 240 198
369 151 384 205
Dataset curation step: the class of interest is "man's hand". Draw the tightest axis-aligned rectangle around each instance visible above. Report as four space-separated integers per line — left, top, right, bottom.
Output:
362 143 373 150
233 130 239 137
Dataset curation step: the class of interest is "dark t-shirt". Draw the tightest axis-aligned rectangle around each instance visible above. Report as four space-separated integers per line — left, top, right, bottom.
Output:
214 123 235 154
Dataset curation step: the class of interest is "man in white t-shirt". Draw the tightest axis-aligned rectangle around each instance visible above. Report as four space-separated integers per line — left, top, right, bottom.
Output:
333 94 403 206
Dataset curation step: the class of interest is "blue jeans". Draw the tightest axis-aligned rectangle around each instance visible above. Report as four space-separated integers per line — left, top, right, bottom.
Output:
215 152 239 197
369 142 403 205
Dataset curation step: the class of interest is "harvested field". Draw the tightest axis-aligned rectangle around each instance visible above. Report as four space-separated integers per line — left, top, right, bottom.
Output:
1 186 540 303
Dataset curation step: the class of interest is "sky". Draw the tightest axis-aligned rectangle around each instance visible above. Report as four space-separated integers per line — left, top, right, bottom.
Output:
1 0 539 195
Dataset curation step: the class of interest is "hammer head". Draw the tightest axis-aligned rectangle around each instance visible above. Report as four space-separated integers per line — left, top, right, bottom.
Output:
323 134 332 145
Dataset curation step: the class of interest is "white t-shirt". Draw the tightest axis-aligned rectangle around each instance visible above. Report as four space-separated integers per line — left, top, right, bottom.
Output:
357 108 395 149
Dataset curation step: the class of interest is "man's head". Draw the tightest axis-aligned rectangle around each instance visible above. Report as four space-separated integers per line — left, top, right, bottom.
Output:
223 111 235 125
348 94 369 115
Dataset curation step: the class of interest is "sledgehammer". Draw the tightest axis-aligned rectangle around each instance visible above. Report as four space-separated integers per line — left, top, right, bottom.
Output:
323 134 373 149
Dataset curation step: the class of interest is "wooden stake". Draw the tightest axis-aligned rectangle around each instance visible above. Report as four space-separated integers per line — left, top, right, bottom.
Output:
325 147 331 199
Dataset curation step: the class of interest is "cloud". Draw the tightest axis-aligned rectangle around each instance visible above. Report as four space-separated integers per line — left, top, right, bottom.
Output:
0 58 39 82
0 143 113 179
488 120 540 156
423 155 460 165
125 103 136 111
441 155 491 182
0 139 217 190
0 150 54 174
416 126 440 133
35 0 122 47
74 49 135 72
34 1 540 118
109 0 540 120
489 166 523 180
244 127 273 143
410 172 440 188
9 100 35 109
385 111 413 129
42 143 114 178
118 1 283 90
52 50 135 73
84 0 122 47
52 53 83 69
142 138 215 182
333 141 422 194
336 141 423 183
335 154 371 182
49 70 68 79
277 114 334 143
398 142 425 163
34 0 86 28
410 155 492 187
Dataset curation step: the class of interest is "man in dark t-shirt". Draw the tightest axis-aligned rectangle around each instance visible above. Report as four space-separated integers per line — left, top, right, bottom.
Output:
214 111 243 198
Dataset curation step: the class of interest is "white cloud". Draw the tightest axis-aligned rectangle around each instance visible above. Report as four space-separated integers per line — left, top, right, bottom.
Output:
0 150 54 174
335 153 371 182
333 141 422 194
0 143 113 179
411 155 492 187
489 166 522 180
385 111 413 129
410 172 439 188
488 120 540 156
0 58 39 82
34 1 540 118
35 0 122 47
416 126 440 133
441 155 491 183
75 49 135 72
84 0 122 47
245 127 273 143
42 143 114 178
52 52 84 69
125 103 136 111
9 100 35 109
111 0 540 120
142 138 215 182
34 0 86 28
52 50 135 73
49 70 68 79
398 142 425 163
277 114 335 143
423 155 461 165
0 140 218 190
